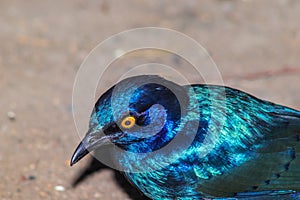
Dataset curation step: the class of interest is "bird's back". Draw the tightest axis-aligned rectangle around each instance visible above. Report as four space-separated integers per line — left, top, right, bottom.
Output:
188 85 300 198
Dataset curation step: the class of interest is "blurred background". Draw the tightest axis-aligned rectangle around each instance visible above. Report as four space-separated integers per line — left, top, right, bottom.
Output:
1 0 300 199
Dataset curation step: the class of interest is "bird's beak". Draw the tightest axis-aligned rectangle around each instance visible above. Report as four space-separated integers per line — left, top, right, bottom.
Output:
70 130 111 166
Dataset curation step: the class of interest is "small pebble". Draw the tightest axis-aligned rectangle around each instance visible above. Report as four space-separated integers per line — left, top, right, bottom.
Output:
7 111 16 120
28 175 36 180
55 185 65 192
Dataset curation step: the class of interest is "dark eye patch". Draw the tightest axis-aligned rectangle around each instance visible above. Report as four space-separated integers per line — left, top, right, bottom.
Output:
103 122 120 134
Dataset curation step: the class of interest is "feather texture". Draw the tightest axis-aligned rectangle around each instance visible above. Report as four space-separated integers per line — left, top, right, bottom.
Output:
71 75 300 199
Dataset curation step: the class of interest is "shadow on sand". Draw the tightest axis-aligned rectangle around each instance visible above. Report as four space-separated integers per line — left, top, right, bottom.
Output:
71 149 151 200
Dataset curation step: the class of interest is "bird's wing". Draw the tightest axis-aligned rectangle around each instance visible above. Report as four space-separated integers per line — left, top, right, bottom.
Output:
198 106 300 198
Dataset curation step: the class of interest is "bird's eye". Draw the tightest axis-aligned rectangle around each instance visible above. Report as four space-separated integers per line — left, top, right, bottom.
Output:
121 116 136 129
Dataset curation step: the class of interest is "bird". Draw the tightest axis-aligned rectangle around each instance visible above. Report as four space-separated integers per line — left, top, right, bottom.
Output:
70 75 300 200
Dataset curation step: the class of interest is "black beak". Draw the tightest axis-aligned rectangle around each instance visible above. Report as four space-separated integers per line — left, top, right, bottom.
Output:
70 141 89 166
70 131 111 166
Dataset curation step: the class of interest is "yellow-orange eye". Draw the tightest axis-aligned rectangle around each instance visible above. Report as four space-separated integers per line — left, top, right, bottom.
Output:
121 116 136 129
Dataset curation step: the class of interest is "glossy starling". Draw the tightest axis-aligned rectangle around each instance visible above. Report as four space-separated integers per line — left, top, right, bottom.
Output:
71 75 300 199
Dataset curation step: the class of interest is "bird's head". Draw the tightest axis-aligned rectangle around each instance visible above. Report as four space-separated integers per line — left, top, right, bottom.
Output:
70 75 190 166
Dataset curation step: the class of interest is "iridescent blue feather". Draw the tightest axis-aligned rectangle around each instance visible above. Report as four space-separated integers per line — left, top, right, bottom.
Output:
71 75 300 200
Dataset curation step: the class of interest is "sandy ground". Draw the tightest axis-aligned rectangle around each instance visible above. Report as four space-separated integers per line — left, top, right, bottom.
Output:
1 0 300 199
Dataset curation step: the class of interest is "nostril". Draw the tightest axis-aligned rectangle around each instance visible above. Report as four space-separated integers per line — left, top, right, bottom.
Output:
89 138 96 143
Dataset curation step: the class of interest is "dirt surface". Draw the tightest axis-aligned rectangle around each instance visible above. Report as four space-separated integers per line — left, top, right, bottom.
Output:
1 0 300 199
